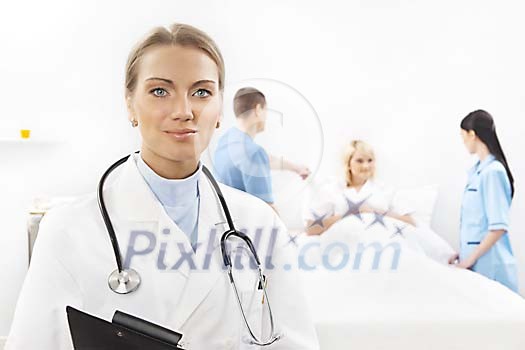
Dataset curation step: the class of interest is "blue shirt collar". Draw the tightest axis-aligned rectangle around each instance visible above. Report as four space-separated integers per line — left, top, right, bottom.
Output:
475 154 496 174
232 127 254 141
136 154 201 207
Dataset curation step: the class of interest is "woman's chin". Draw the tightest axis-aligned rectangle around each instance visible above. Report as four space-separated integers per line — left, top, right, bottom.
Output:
157 150 201 164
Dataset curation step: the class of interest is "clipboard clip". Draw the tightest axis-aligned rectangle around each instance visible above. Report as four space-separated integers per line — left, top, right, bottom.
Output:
113 310 185 349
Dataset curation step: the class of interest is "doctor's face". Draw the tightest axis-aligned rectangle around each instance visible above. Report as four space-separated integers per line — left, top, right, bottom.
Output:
256 103 268 132
349 150 375 182
127 44 222 173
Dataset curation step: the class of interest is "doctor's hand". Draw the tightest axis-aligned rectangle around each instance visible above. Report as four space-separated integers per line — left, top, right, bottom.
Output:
293 165 311 180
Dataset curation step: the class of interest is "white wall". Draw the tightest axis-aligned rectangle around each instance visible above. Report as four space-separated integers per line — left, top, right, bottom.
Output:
1 0 524 337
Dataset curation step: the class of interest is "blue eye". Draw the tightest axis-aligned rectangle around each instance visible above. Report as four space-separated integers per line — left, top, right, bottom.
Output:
151 88 168 97
193 89 211 98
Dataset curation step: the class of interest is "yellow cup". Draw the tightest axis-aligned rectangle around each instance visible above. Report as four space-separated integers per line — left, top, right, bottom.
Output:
20 129 31 139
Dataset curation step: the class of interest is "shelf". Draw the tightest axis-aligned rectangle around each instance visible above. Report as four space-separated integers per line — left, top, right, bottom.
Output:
0 138 66 145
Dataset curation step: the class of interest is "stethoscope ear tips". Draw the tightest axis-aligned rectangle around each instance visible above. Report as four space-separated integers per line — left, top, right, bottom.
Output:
108 269 141 294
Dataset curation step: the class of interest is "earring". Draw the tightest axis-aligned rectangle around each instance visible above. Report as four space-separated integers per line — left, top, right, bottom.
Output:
130 119 138 127
215 121 221 129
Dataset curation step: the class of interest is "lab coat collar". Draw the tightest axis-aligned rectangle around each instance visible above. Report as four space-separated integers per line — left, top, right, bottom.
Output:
108 154 162 222
106 154 226 328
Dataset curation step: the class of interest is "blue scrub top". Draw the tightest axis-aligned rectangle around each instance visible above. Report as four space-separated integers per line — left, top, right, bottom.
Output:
213 127 274 203
460 154 518 293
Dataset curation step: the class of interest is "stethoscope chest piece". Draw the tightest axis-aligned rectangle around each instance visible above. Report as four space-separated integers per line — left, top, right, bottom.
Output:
108 269 141 294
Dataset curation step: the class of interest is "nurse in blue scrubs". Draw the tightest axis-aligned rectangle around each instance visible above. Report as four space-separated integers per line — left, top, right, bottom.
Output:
452 109 518 293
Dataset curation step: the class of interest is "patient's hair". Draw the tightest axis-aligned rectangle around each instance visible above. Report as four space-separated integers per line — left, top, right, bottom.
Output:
125 23 225 96
233 87 266 118
461 110 515 198
343 140 376 187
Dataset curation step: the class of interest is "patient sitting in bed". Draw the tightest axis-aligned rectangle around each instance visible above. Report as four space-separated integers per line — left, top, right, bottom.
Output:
305 140 415 236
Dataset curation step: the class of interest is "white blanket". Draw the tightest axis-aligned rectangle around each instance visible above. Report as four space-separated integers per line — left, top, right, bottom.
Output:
297 214 525 350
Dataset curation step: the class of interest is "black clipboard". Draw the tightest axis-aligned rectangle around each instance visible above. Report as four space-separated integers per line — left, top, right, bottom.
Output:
66 306 185 349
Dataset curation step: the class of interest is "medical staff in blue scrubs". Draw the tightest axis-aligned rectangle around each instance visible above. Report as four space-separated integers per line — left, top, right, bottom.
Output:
453 109 518 293
214 87 274 206
214 87 310 210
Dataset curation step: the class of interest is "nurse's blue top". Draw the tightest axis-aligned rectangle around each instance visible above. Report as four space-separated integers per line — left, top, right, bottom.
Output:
136 155 200 248
460 154 517 292
213 127 274 203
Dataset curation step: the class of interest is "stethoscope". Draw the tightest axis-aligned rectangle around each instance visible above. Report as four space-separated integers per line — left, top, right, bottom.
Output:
97 153 282 346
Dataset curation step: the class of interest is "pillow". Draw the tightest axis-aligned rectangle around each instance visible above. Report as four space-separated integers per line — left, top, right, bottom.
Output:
391 184 439 227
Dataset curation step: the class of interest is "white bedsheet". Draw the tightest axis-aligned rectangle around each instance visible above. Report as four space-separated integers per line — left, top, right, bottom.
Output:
297 214 525 349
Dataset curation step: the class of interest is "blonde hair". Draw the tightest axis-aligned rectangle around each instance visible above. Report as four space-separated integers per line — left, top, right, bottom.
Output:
343 140 376 187
125 23 225 96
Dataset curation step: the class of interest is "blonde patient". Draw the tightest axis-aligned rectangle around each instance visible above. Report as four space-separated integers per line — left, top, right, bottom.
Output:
306 140 415 236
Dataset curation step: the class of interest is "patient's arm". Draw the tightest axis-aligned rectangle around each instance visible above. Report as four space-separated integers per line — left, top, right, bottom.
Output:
359 205 416 226
305 215 342 236
387 213 416 226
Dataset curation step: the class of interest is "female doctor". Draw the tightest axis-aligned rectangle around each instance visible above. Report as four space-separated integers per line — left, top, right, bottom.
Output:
6 23 319 349
451 109 518 293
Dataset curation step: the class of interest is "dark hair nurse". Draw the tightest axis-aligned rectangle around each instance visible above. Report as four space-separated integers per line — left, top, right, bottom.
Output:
452 109 518 293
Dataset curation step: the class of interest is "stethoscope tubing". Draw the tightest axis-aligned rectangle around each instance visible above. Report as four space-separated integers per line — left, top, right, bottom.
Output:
97 153 138 273
98 152 280 346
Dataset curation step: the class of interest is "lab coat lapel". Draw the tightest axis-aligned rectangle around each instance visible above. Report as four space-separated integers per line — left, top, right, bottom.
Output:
107 154 161 222
105 154 192 277
107 156 227 327
173 172 226 328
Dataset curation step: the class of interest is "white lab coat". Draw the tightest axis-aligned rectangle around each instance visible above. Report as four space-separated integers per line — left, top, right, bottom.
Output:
6 155 319 350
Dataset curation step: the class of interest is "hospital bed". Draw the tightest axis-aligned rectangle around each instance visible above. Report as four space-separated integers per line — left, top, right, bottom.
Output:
272 179 525 349
295 214 525 350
